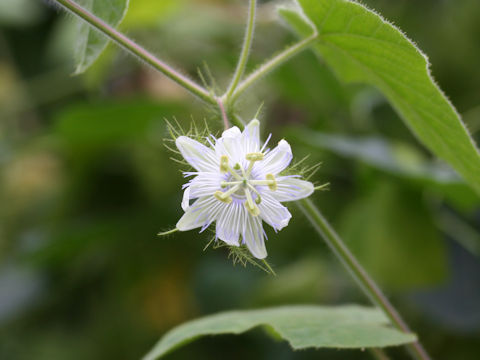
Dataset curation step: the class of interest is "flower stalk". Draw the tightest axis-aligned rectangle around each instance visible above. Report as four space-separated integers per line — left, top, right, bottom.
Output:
223 0 257 102
53 0 215 105
297 198 431 360
228 33 318 103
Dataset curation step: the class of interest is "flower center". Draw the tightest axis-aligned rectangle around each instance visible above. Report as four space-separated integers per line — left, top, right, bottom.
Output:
214 152 277 216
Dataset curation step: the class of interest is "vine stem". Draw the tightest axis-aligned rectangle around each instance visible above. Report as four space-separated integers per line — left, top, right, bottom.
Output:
217 98 230 130
228 32 318 103
223 0 256 101
53 0 215 105
297 198 431 360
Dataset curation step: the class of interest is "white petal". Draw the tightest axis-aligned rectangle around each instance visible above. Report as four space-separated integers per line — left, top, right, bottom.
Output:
241 119 260 153
258 193 292 231
273 177 314 202
185 173 222 199
243 214 267 259
216 202 245 246
176 196 219 231
222 126 241 139
261 140 292 175
181 187 191 211
176 136 218 172
215 126 243 164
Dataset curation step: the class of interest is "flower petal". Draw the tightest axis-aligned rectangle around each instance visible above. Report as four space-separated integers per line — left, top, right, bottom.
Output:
241 119 260 153
216 202 245 246
184 173 222 199
243 214 267 259
215 126 243 163
273 177 314 202
181 187 191 211
176 196 219 231
258 193 292 231
261 139 292 175
176 136 218 172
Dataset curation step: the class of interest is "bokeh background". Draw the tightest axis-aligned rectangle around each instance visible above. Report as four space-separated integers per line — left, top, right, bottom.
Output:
0 0 479 359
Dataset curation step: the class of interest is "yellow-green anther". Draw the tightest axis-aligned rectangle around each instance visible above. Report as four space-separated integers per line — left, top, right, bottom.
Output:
220 155 229 173
266 174 277 191
245 200 260 216
246 152 264 161
214 190 232 204
245 188 260 216
234 163 241 170
247 183 262 204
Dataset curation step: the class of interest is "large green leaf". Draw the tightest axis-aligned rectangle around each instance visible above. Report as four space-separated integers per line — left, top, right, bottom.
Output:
74 0 129 74
279 0 480 195
143 305 416 360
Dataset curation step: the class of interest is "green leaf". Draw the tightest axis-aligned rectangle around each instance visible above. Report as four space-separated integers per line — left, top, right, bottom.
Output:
74 0 129 74
143 305 416 360
0 0 44 26
279 0 480 195
296 130 463 185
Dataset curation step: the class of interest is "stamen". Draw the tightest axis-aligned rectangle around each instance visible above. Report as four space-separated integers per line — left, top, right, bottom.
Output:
220 155 229 173
249 175 277 190
245 152 264 161
245 188 260 216
266 174 277 191
221 180 242 188
245 152 264 177
247 183 262 204
214 191 232 204
214 184 241 203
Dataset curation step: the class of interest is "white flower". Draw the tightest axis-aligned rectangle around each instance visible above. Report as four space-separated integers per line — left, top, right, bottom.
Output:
175 119 314 259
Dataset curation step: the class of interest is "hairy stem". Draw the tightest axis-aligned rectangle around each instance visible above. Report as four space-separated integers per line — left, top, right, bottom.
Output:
223 0 257 101
297 198 431 360
53 0 215 104
230 33 318 102
217 98 230 130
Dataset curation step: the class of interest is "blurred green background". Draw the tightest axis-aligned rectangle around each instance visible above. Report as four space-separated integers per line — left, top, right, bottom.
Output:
0 0 479 359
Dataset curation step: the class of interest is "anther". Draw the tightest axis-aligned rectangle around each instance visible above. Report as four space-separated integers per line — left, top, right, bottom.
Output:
214 190 232 204
246 152 264 162
266 174 277 191
245 201 260 216
245 188 260 216
234 163 241 170
220 155 229 173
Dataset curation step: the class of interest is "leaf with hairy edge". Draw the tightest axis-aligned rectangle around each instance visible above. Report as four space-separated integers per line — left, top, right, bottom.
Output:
142 305 416 360
74 0 129 74
279 0 480 195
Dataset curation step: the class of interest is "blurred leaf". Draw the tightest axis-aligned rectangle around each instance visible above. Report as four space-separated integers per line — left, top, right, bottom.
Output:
53 100 185 152
297 130 461 184
340 180 447 289
74 0 129 74
279 0 480 195
254 257 328 305
435 209 480 258
0 0 44 26
293 129 480 210
121 0 183 29
143 305 416 360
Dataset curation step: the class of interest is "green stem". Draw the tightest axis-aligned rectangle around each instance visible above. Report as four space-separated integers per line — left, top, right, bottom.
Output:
223 0 256 101
53 0 215 105
297 198 431 360
230 33 318 103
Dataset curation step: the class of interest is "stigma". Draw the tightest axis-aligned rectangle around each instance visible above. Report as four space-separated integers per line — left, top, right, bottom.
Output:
214 153 278 216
